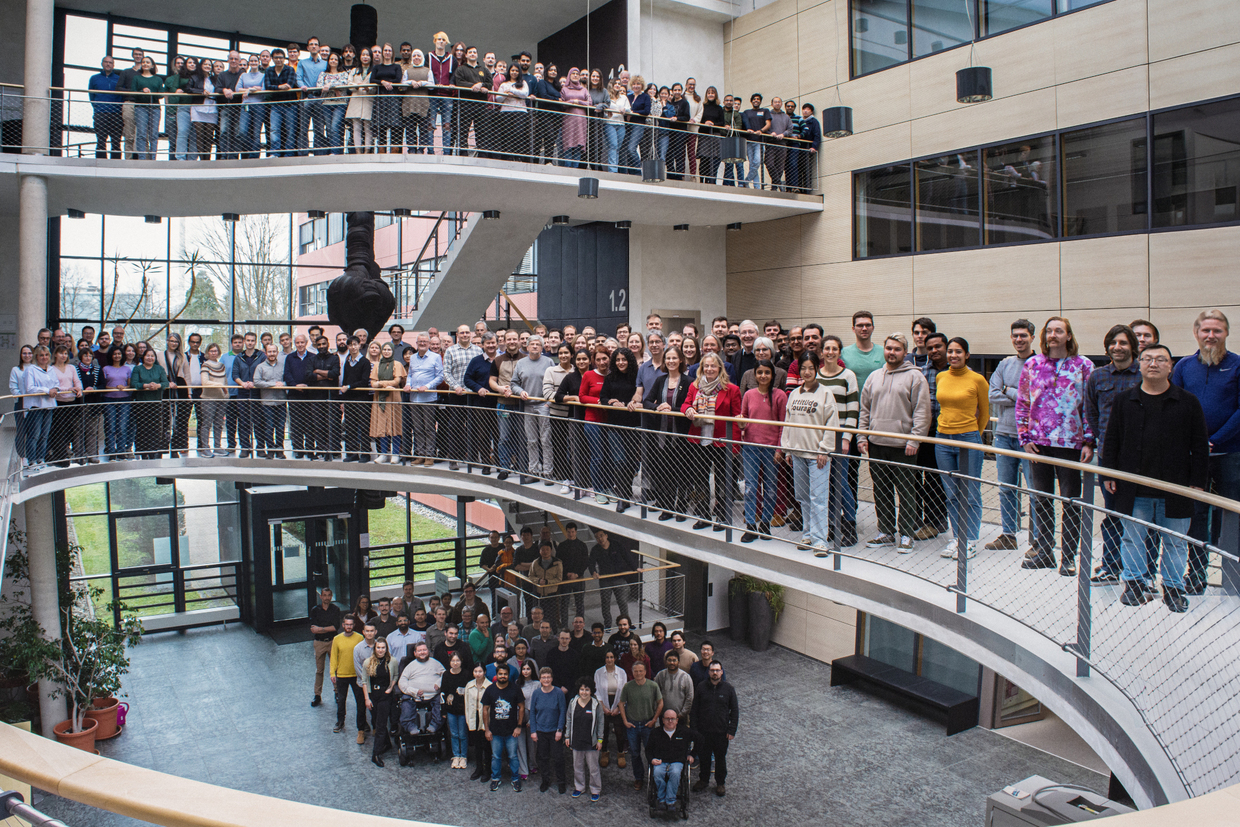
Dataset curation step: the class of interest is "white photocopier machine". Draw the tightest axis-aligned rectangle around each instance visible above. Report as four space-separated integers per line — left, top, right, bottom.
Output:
986 776 1135 826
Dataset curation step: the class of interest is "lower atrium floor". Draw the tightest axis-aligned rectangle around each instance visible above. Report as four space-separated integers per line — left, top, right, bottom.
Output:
37 624 1105 826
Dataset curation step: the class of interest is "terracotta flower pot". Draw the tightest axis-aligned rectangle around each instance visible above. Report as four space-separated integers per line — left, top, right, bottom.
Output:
85 697 121 740
53 717 99 752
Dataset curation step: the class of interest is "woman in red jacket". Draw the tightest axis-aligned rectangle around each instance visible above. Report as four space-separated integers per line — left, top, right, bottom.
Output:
578 348 611 502
682 352 742 530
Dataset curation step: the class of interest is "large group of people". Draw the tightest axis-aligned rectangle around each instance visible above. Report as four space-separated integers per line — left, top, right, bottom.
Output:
81 37 820 190
12 304 1234 615
315 572 739 806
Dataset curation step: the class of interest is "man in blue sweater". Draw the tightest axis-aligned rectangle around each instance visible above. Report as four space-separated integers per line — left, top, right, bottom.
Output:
1171 309 1240 594
230 332 265 458
282 333 315 458
464 332 499 472
529 667 569 793
87 56 123 159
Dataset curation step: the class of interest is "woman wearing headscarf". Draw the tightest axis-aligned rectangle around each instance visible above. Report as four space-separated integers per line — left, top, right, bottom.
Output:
369 341 406 463
162 332 191 457
682 352 742 530
559 67 591 169
403 49 433 153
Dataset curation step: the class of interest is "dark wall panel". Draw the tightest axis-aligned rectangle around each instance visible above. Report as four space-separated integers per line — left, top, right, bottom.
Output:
536 222 628 335
537 0 627 77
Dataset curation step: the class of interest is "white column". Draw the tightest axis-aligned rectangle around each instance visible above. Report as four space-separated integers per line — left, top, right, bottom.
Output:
21 0 53 155
17 174 47 346
25 495 64 738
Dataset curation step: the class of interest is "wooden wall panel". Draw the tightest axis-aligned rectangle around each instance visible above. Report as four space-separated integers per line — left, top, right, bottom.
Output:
1147 0 1240 62
1149 43 1240 112
1052 0 1149 85
727 266 804 319
910 87 1057 160
1149 226 1240 309
1056 65 1150 131
911 243 1061 315
799 176 852 267
1060 235 1150 310
800 258 914 318
725 215 802 274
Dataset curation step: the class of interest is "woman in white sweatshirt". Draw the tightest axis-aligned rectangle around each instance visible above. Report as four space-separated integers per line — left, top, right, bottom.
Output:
779 351 839 556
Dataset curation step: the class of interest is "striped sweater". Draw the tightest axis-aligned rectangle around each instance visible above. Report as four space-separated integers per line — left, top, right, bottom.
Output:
818 367 859 431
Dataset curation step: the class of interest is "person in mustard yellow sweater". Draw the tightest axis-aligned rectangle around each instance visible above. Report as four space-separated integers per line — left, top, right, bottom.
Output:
330 617 367 739
934 336 990 560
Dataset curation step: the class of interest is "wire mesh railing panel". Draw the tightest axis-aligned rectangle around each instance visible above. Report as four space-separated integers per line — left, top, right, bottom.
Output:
3 393 1240 795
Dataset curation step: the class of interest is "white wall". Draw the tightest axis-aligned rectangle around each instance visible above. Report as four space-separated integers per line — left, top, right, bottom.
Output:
627 223 727 333
628 1 726 91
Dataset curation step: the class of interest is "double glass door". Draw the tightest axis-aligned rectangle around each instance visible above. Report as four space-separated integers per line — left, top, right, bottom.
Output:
269 514 350 623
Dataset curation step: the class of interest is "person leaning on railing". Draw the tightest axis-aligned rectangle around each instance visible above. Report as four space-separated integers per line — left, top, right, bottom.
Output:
87 56 123 159
739 358 787 543
129 346 169 460
20 345 58 469
780 351 840 556
47 345 83 468
682 352 742 530
73 344 101 465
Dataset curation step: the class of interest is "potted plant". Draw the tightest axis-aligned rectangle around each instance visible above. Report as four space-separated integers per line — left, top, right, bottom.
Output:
747 577 785 652
0 531 49 692
727 576 751 642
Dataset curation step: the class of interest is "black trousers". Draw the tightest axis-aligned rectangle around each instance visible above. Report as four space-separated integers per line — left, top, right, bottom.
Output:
600 710 628 753
536 730 567 782
288 393 312 456
699 731 730 784
343 398 369 460
371 691 394 757
167 384 191 454
692 444 731 521
94 111 123 158
652 434 689 514
469 405 499 466
335 676 367 730
471 728 492 773
48 403 79 465
1030 445 1084 563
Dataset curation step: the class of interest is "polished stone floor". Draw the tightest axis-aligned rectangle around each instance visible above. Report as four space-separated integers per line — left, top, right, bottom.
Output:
37 624 1106 827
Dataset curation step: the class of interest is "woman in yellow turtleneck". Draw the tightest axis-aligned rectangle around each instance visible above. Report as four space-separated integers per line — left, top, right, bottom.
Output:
934 337 990 559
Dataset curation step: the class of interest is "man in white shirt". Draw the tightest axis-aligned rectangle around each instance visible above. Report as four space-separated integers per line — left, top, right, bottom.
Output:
398 642 446 735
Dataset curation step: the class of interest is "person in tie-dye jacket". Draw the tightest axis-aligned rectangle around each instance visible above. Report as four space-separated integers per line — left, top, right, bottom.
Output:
1016 316 1095 575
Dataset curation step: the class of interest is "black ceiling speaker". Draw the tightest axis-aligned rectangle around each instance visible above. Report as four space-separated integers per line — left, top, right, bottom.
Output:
351 4 378 53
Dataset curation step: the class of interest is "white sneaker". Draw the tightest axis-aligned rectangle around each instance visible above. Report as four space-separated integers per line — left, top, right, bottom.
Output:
559 484 571 494
941 540 959 559
966 542 977 559
595 493 608 505
897 536 914 553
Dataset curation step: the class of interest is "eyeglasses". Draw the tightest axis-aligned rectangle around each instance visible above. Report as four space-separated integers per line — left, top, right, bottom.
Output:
1139 356 1171 365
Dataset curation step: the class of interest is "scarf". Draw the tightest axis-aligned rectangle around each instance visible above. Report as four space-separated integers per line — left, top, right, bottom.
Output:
694 372 722 416
377 355 395 382
564 69 584 92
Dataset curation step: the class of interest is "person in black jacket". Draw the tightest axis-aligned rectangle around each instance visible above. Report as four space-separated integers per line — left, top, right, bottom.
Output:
1101 343 1210 612
555 349 593 493
308 336 340 460
338 336 372 461
646 709 701 811
643 347 692 520
601 347 641 512
73 344 102 463
691 660 738 797
590 528 639 629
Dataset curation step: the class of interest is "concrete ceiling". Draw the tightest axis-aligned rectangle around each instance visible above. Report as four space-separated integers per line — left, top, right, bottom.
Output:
0 154 823 226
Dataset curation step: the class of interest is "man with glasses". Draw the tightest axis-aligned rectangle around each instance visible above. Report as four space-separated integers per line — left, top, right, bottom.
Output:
296 37 328 155
1104 344 1209 612
646 709 700 812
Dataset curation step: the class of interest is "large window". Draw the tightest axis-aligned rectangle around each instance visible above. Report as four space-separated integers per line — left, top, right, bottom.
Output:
1152 100 1240 229
851 0 1115 77
853 96 1239 259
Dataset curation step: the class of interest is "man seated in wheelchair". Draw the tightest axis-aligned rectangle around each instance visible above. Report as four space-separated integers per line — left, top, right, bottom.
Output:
646 709 701 813
398 642 446 733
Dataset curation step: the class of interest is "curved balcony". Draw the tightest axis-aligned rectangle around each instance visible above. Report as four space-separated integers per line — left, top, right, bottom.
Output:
1 87 823 224
2 394 1238 809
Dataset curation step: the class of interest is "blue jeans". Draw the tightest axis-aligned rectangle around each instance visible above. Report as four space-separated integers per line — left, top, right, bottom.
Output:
175 104 192 159
491 733 521 780
624 124 645 172
935 431 983 544
427 98 454 154
23 408 53 463
104 401 129 455
626 724 651 781
377 435 401 455
653 761 684 805
1121 497 1190 590
585 423 607 492
134 103 160 159
497 405 521 471
304 99 327 155
268 102 296 157
723 160 741 186
655 127 670 161
217 102 240 158
604 123 624 173
790 454 830 548
238 103 265 158
994 433 1034 538
447 712 468 758
745 142 763 187
742 444 778 524
261 405 285 453
1187 452 1240 589
325 104 347 154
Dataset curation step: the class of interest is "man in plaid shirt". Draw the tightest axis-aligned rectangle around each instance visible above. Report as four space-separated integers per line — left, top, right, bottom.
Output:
443 323 483 470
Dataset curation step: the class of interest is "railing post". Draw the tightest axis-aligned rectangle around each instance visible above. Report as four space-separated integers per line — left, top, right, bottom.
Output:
455 496 469 582
831 441 843 570
724 423 734 543
1221 511 1240 598
1074 473 1095 677
953 470 967 613
639 428 649 520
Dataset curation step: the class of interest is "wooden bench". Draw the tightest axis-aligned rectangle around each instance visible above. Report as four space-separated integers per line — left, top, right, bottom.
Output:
830 654 979 735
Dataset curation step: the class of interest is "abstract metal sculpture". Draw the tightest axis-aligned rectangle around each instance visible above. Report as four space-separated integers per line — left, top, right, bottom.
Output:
326 212 396 342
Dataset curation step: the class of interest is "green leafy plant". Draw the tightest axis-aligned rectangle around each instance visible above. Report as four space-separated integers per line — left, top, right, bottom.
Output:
741 575 785 622
0 528 47 686
728 576 751 599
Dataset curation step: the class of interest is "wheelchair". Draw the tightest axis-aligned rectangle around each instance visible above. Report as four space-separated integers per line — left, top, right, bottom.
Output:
396 692 446 766
646 758 693 819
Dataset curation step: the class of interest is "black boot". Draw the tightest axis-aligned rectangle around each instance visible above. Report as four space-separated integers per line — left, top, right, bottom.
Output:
740 523 758 543
840 520 857 547
1162 586 1188 613
1120 581 1151 606
758 520 771 536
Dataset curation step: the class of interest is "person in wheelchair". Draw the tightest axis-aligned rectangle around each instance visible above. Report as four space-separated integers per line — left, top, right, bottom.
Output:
398 641 446 736
646 709 701 815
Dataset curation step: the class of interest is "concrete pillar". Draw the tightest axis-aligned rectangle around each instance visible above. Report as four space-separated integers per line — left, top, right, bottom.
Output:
21 0 52 154
17 174 47 345
24 495 63 738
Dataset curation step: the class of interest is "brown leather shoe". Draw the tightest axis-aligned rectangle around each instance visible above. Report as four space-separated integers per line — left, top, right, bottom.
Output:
716 784 726 796
356 730 366 744
599 752 609 768
985 534 1018 550
617 752 627 769
633 780 643 791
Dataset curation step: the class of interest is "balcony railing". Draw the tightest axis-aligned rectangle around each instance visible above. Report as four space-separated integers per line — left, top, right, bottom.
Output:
0 391 1237 799
0 84 820 194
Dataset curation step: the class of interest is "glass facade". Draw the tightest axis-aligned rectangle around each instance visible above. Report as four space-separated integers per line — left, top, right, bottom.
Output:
854 96 1239 258
851 0 1116 78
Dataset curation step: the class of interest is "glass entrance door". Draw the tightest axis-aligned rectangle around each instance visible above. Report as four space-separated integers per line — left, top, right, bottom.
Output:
269 514 350 623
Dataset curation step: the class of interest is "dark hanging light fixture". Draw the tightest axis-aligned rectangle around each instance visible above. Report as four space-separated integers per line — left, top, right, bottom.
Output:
67 209 86 219
144 215 162 224
578 177 599 198
673 224 689 232
721 135 747 163
615 220 632 230
483 210 501 220
641 159 666 183
308 210 326 219
393 208 412 217
222 213 240 222
956 0 992 104
727 222 742 231
551 215 570 226
822 0 853 138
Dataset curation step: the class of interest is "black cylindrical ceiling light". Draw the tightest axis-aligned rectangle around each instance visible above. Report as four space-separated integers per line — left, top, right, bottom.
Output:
308 209 326 219
145 215 162 224
823 106 854 138
483 210 501 220
956 66 993 103
393 208 412 217
641 159 666 183
721 135 746 163
67 209 86 219
615 220 632 230
551 215 570 226
673 224 689 232
578 177 599 198
222 213 240 222
727 222 742 231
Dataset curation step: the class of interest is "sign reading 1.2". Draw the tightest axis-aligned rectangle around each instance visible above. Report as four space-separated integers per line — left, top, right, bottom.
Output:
608 289 627 314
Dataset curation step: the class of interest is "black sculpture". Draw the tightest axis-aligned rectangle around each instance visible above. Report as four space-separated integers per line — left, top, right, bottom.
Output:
327 211 396 342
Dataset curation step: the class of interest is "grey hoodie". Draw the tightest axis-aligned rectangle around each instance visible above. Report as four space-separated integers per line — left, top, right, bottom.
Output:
858 361 931 449
988 354 1028 437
